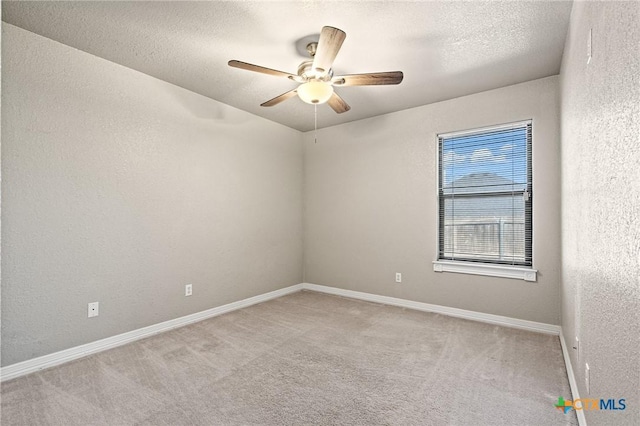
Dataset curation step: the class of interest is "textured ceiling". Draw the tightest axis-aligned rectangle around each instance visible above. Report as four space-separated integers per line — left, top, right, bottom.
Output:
2 1 573 131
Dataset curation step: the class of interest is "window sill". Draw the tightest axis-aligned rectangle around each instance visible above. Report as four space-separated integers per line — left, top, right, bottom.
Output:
433 260 537 282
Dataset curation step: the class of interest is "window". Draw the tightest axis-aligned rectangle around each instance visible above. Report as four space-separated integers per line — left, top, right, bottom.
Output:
435 121 534 280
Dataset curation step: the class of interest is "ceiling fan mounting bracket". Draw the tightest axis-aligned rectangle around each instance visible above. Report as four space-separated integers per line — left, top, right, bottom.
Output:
306 42 317 58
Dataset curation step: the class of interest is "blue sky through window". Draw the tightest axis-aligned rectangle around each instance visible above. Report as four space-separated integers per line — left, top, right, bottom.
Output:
441 127 528 189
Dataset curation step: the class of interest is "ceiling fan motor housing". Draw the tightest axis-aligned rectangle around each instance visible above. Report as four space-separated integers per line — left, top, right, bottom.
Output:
297 60 333 82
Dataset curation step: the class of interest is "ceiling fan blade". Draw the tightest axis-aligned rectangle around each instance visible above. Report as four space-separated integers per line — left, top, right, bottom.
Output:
312 26 346 74
260 89 298 107
332 71 404 86
228 60 296 79
327 92 351 114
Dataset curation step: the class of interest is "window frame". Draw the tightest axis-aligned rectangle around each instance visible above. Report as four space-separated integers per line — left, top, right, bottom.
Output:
433 120 536 281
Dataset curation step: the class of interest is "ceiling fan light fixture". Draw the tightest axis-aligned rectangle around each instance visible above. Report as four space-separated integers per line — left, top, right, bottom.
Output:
228 26 402 114
297 80 333 104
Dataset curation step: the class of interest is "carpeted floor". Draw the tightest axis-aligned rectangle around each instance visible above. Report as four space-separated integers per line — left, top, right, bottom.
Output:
1 290 578 425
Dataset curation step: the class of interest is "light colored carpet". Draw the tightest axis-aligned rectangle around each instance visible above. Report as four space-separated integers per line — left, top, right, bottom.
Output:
1 290 578 425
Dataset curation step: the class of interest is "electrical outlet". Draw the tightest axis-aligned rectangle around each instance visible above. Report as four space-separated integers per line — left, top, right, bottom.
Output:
585 363 590 394
185 284 193 297
395 273 402 283
88 302 99 318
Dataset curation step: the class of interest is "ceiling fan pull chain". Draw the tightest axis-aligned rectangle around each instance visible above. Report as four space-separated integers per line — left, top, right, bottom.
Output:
314 104 318 143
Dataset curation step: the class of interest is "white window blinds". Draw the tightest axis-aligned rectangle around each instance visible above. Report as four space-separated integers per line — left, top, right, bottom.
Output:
438 121 532 266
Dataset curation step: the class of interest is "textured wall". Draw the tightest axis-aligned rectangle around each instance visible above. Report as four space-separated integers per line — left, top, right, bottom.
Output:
560 2 640 424
304 76 561 324
1 24 303 366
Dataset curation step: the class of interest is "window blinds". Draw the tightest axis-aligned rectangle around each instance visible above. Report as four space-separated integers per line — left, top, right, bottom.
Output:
438 121 532 266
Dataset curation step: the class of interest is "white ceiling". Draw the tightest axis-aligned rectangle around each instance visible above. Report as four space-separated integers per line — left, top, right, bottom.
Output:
2 1 573 132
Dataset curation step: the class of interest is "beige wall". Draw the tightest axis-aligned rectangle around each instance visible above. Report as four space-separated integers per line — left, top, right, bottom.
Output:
304 76 561 324
1 24 303 366
560 2 640 424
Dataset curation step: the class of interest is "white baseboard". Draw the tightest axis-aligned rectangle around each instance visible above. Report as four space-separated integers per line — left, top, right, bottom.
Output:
559 332 587 426
0 284 303 382
1 282 563 383
301 283 561 335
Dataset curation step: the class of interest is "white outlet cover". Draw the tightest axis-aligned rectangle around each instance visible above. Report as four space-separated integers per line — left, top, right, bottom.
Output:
88 302 99 318
185 284 193 296
587 28 592 64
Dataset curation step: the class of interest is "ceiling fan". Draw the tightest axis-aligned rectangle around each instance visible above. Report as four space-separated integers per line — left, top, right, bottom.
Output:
228 26 403 113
